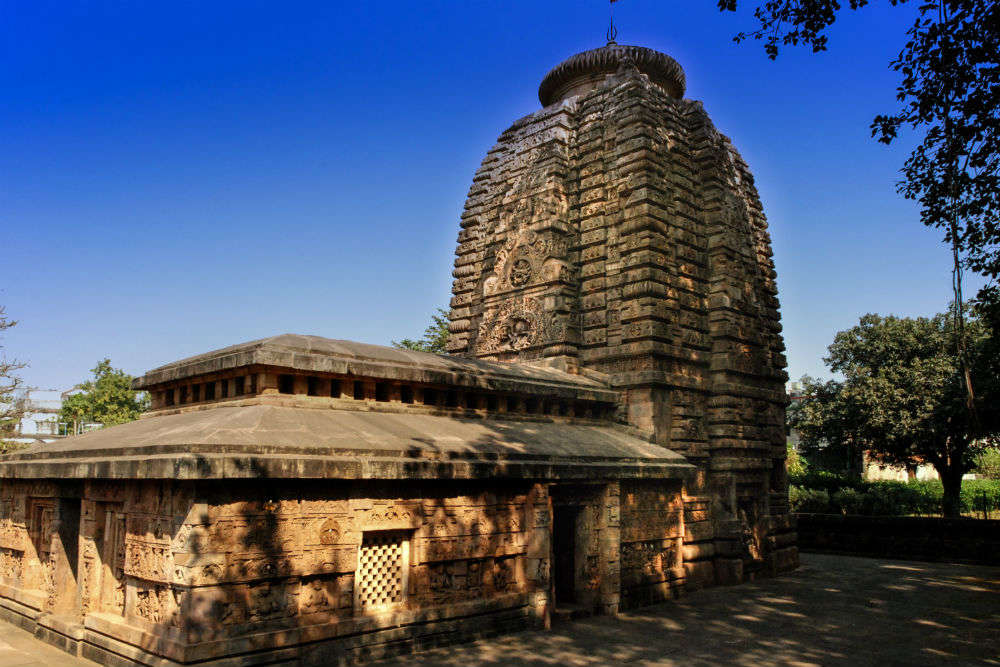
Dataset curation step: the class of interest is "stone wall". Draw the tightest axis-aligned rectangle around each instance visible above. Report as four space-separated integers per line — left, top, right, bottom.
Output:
619 480 684 607
797 514 1000 566
548 482 622 615
0 479 555 666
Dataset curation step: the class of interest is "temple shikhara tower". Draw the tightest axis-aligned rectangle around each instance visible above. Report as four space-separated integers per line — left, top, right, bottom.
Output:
448 42 793 581
0 41 796 667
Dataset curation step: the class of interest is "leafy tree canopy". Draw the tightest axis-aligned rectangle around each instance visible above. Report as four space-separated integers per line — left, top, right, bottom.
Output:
790 308 999 515
392 308 450 354
59 359 149 430
788 375 868 478
720 0 1000 300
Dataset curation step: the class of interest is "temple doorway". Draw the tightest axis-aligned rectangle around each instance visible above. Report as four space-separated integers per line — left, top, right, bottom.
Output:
552 504 579 606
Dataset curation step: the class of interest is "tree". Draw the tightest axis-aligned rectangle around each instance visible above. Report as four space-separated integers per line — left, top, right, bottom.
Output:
816 310 997 516
788 376 869 478
0 306 27 451
392 308 450 354
973 447 1000 479
719 0 1000 429
59 359 149 431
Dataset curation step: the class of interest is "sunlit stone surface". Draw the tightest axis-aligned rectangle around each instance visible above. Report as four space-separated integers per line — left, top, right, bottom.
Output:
0 42 795 667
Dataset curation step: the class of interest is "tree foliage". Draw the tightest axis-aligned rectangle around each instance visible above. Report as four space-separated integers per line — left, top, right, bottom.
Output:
786 440 808 476
0 307 27 450
870 1 1000 283
719 0 1000 513
719 0 1000 294
392 308 450 354
973 447 1000 480
788 375 868 478
59 359 149 430
792 309 999 516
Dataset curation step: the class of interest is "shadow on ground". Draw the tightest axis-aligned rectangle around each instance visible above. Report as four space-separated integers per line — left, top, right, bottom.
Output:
370 553 1000 667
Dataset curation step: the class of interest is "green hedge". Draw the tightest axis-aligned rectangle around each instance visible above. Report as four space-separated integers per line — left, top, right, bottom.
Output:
788 472 1000 517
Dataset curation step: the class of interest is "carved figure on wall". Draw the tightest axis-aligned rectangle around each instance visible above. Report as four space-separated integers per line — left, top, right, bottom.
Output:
134 584 175 624
0 548 22 581
510 258 532 286
506 318 534 350
477 298 543 354
247 581 295 623
491 556 517 592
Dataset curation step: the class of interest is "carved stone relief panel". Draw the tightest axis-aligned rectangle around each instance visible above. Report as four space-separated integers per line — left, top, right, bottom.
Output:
353 501 422 533
619 539 680 588
89 502 127 616
298 574 354 624
132 580 181 627
620 482 683 544
412 554 522 606
476 297 544 354
0 498 25 553
124 541 171 583
25 498 56 594
0 548 22 583
188 579 299 639
0 485 28 585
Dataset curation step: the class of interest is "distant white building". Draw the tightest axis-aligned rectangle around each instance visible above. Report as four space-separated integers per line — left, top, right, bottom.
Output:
8 387 101 446
862 452 941 482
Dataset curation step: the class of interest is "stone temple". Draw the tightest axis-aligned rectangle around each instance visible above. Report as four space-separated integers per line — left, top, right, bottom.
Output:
0 42 796 666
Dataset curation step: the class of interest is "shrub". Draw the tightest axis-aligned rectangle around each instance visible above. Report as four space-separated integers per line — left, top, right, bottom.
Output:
907 480 943 515
832 487 865 515
790 486 831 513
787 475 1000 517
973 448 1000 480
961 479 1000 515
789 469 860 494
786 442 808 477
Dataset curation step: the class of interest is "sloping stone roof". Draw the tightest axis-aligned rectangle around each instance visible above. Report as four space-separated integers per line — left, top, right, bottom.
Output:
0 404 694 481
135 334 616 402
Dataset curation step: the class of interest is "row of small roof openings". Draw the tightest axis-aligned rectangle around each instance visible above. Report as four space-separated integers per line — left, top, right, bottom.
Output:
158 373 613 419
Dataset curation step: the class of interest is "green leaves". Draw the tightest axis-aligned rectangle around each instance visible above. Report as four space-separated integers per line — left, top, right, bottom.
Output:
58 359 149 430
392 308 450 354
794 307 999 515
723 1 1000 303
723 1 882 58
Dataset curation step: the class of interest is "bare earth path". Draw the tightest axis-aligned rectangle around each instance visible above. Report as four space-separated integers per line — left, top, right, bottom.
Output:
0 553 997 667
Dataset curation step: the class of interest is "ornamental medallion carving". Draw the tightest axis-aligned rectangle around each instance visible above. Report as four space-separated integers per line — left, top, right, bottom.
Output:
318 518 341 545
510 258 532 286
477 298 543 354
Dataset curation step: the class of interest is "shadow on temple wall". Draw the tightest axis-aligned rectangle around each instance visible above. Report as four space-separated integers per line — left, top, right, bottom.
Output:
365 553 1000 667
139 452 526 665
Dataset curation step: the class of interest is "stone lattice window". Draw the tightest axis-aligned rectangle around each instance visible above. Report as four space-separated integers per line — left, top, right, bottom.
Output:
354 531 409 613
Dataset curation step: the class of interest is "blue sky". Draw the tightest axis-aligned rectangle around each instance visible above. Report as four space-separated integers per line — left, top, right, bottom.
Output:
2 0 982 392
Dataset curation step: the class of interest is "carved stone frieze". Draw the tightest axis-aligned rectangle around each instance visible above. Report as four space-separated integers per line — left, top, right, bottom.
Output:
476 297 544 354
0 547 22 581
620 539 680 587
125 541 172 582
